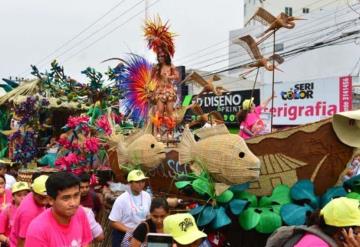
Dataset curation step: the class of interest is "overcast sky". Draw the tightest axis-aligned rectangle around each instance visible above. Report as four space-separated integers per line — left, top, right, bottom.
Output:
0 0 244 82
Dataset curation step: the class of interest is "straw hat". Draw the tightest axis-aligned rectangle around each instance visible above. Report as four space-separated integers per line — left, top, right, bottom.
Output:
332 110 360 148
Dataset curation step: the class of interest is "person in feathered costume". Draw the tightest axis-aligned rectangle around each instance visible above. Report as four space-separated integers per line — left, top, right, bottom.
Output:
144 16 179 139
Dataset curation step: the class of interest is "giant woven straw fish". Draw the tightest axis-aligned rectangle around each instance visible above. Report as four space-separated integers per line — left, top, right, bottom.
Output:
108 129 166 170
179 124 260 187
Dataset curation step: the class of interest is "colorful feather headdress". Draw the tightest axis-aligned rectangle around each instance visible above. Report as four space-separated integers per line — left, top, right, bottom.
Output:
144 16 176 57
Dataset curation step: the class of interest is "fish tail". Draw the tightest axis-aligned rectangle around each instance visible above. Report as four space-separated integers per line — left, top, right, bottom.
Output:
178 126 196 164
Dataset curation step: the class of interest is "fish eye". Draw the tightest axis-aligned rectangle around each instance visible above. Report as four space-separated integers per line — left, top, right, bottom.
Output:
150 144 155 148
239 152 245 158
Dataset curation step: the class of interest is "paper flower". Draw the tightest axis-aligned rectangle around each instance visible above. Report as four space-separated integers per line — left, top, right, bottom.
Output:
66 116 89 129
84 137 100 154
96 115 112 136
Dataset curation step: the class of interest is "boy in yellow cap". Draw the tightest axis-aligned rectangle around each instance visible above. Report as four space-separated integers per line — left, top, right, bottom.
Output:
0 182 30 245
108 169 151 246
164 213 210 247
10 175 49 247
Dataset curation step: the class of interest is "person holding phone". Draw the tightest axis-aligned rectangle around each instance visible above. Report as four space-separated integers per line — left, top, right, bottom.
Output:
164 213 211 247
131 197 169 247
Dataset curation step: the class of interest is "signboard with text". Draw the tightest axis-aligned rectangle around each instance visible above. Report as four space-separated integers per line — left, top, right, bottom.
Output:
183 89 260 126
263 76 353 125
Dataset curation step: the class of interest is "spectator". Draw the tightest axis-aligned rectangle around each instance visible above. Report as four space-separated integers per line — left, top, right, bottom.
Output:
0 163 15 190
25 172 92 247
164 213 210 247
131 197 170 246
266 197 360 247
10 175 49 247
82 206 104 242
109 169 151 247
0 175 12 214
0 182 30 246
79 172 102 221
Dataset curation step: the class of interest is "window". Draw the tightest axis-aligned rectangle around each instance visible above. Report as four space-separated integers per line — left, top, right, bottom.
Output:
285 7 293 16
303 8 310 14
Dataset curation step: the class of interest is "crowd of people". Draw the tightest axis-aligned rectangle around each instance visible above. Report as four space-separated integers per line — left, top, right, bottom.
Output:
0 161 359 246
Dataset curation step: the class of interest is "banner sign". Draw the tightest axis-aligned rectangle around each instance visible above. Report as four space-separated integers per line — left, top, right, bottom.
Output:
182 89 260 125
263 76 353 125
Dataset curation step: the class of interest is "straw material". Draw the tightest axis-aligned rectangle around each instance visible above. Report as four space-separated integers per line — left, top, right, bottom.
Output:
179 124 260 185
0 79 39 106
0 79 89 110
332 110 360 148
107 131 166 171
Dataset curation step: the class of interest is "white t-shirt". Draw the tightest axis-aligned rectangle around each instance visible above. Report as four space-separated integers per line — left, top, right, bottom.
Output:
108 190 151 229
83 206 103 239
5 174 16 190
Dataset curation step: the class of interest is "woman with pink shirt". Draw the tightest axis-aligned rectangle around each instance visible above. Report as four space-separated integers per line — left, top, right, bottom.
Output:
0 182 30 246
0 175 12 214
238 96 273 139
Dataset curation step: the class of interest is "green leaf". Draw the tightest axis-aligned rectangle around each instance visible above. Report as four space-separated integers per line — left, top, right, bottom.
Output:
280 203 314 226
216 190 234 204
235 191 257 207
190 205 205 216
320 186 347 207
290 180 319 209
239 207 261 230
229 199 248 215
197 206 216 226
255 208 282 234
259 196 272 207
175 181 192 189
192 178 213 197
211 206 232 229
268 185 291 205
346 192 360 200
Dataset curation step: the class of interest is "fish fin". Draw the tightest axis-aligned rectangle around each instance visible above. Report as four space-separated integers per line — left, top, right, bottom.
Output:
194 124 229 139
190 163 202 176
124 129 146 145
214 183 230 196
178 126 196 164
116 142 129 166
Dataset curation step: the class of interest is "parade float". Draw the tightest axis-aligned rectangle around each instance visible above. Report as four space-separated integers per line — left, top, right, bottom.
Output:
0 10 359 247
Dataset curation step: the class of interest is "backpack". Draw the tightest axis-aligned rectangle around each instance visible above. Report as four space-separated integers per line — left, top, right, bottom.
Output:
265 225 338 247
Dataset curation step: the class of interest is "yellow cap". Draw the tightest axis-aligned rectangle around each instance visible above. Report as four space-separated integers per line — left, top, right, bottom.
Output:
242 97 254 110
32 175 48 196
320 197 360 227
12 182 30 194
127 169 148 182
164 213 207 245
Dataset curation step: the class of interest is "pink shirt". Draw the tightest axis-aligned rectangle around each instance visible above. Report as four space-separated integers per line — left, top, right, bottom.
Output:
0 189 13 213
294 233 330 247
9 193 45 247
25 207 92 247
239 106 262 139
0 204 17 237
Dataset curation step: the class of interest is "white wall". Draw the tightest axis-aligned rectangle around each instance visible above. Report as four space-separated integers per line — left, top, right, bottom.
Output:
244 0 349 24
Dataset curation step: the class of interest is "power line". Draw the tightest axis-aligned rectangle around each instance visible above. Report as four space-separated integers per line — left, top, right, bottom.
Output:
188 4 360 71
41 0 146 67
62 0 161 63
177 0 337 66
33 0 127 67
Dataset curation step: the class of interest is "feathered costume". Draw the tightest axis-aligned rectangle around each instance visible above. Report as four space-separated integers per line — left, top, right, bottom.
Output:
119 54 157 123
144 16 176 57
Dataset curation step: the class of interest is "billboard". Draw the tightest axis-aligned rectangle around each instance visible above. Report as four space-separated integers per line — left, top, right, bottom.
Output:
263 76 353 125
182 89 260 125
